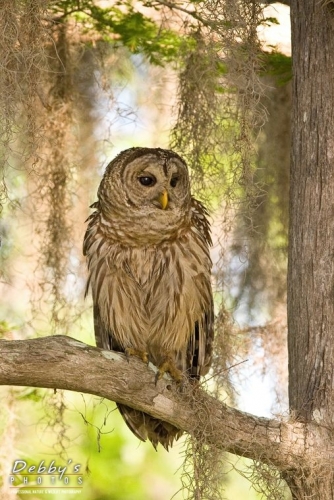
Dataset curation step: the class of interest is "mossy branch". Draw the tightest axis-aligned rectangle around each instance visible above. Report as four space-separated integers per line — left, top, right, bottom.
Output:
0 336 332 473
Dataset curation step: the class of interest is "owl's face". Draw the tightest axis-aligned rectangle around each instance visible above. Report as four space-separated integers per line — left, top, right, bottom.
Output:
98 148 192 244
118 151 190 211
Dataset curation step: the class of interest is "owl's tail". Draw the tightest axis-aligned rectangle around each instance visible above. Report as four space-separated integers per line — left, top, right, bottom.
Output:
117 403 183 451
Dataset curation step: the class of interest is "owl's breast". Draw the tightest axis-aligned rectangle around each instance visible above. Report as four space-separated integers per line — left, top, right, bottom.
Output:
88 242 167 350
86 226 211 358
142 234 212 354
118 246 164 287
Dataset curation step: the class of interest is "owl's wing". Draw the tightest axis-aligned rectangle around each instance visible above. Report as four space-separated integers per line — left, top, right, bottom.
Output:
185 198 214 379
84 202 119 352
190 197 212 246
93 303 112 350
186 274 214 379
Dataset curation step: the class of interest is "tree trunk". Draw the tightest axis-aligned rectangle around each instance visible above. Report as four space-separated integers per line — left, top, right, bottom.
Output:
288 0 334 497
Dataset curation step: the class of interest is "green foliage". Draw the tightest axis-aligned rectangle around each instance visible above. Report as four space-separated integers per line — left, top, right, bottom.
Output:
262 16 280 25
261 51 292 85
7 387 184 500
0 321 14 338
52 0 187 64
17 388 45 402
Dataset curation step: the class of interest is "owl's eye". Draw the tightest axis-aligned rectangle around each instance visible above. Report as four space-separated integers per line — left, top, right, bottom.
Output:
138 176 156 186
170 176 179 188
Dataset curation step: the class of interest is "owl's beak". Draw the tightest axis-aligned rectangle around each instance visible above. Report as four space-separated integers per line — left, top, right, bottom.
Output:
157 190 168 210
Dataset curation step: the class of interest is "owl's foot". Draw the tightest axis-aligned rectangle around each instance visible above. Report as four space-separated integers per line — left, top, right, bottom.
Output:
155 355 183 385
125 348 149 365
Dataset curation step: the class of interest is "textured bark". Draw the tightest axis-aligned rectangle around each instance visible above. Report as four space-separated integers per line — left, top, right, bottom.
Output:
288 0 334 497
289 0 334 425
0 335 333 473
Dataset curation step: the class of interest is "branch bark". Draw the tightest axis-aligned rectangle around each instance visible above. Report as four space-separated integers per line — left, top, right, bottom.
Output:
0 336 332 475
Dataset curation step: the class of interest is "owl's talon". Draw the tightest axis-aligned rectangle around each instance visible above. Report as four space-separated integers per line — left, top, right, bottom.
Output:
155 356 183 385
125 347 149 365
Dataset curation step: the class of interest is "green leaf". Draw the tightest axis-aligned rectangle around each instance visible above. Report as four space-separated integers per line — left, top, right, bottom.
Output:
260 51 292 85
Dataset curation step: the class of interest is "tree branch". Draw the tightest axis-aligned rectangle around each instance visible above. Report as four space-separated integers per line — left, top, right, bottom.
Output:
149 0 291 29
150 0 212 28
0 336 331 471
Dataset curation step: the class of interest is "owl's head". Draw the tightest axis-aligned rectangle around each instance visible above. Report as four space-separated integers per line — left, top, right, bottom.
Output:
97 148 192 243
99 147 191 212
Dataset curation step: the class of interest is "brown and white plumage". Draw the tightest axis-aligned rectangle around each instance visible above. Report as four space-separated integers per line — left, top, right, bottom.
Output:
83 147 214 450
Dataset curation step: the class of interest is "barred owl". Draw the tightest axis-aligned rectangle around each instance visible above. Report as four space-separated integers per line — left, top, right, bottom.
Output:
83 147 214 450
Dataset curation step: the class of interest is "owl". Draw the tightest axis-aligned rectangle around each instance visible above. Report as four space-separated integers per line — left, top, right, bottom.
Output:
83 147 214 450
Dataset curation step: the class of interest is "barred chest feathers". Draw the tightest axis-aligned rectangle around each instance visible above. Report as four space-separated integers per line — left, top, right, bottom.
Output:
85 216 212 366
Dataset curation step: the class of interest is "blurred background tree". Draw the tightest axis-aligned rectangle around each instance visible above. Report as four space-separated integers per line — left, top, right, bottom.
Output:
0 1 292 498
